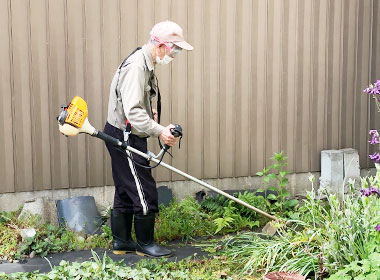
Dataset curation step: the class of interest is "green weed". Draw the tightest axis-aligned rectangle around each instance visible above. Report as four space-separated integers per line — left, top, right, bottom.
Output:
155 197 215 241
256 151 299 217
327 252 380 280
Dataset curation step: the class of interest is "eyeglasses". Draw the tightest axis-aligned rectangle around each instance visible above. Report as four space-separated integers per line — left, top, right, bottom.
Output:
151 36 182 58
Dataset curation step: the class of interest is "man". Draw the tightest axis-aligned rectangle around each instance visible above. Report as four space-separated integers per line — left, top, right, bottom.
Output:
103 21 193 258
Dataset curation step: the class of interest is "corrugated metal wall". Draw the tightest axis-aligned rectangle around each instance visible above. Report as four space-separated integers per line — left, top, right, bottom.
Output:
1 0 380 194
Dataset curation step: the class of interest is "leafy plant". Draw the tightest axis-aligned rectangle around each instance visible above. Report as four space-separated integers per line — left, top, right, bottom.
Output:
256 151 299 216
201 192 265 233
201 194 228 215
1 251 240 280
0 210 113 261
214 201 260 234
327 252 380 280
155 197 215 241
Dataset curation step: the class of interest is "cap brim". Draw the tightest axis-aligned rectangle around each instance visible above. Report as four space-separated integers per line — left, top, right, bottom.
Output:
173 40 194 51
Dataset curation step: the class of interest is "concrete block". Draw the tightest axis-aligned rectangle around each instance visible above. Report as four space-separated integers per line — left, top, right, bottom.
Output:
18 198 47 223
340 148 360 179
320 150 344 194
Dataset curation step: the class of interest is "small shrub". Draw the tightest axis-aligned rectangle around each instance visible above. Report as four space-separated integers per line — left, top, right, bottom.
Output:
327 252 380 280
155 197 215 242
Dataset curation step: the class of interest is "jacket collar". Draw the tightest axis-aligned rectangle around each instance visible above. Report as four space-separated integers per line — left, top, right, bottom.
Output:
142 44 154 71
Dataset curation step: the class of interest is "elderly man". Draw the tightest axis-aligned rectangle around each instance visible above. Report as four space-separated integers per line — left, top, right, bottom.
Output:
103 21 193 258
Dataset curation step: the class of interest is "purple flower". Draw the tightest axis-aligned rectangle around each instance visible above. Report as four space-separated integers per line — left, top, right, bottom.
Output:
369 186 380 198
369 130 380 144
364 85 373 93
361 188 372 197
375 224 380 232
364 81 380 95
369 152 380 163
361 186 380 198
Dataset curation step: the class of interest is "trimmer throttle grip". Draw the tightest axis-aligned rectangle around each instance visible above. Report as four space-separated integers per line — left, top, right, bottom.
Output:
164 124 183 151
96 131 127 149
170 124 183 138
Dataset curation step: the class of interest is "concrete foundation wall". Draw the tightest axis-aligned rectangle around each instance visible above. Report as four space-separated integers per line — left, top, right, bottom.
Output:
1 168 376 223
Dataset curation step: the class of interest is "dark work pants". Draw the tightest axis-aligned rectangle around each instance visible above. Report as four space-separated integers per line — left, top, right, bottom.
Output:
104 122 158 215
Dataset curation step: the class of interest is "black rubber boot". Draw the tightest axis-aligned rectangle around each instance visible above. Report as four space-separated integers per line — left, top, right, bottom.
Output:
111 209 136 255
134 213 172 257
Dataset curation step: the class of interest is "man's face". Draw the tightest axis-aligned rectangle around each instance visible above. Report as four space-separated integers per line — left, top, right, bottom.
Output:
156 43 182 59
156 45 167 60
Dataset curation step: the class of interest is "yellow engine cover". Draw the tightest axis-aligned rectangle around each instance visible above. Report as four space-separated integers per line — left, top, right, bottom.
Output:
65 96 88 128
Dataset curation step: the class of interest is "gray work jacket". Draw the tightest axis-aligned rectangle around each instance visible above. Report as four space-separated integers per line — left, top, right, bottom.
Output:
107 44 164 138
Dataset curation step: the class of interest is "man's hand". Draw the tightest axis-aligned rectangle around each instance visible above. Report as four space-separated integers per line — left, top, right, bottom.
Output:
152 109 158 123
159 124 178 147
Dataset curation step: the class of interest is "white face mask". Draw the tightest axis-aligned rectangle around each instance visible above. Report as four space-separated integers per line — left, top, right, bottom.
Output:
156 54 174 65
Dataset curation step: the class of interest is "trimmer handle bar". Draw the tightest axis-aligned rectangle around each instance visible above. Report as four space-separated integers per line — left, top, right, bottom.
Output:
164 124 183 151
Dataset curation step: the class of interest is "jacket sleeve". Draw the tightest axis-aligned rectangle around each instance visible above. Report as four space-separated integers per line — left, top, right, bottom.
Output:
119 63 164 137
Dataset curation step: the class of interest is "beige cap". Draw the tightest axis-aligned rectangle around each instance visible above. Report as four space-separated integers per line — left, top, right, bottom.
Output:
150 20 194 51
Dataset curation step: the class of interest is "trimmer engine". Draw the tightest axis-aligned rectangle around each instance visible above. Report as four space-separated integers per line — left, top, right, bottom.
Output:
58 96 88 128
57 96 95 136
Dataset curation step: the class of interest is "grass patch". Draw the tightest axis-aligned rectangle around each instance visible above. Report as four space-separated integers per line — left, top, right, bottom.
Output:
0 195 266 261
0 250 254 280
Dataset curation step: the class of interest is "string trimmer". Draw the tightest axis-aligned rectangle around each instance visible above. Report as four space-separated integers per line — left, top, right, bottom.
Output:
57 96 280 235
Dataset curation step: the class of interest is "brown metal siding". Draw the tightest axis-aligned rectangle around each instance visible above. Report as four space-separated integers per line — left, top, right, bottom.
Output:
30 0 52 191
1 0 380 194
370 0 380 164
0 0 15 193
203 0 220 179
187 0 204 179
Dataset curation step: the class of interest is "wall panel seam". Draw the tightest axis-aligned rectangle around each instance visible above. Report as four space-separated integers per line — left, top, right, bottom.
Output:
45 0 52 190
264 0 268 168
8 0 16 192
169 0 173 181
100 0 105 186
83 0 89 186
353 0 359 150
217 0 221 178
248 0 252 175
367 0 374 166
233 0 237 177
338 0 344 149
27 0 36 191
308 0 314 171
323 0 329 151
9 0 18 190
186 0 189 175
46 0 54 191
201 0 205 179
279 0 284 160
293 0 299 172
63 0 72 189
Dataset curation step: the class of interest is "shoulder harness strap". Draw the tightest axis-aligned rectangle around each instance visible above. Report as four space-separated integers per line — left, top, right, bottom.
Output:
114 47 142 99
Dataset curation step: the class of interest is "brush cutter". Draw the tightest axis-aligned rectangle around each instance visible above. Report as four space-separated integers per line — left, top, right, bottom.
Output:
57 96 280 235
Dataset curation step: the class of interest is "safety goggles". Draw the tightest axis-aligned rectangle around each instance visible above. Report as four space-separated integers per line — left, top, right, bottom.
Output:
151 36 182 58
